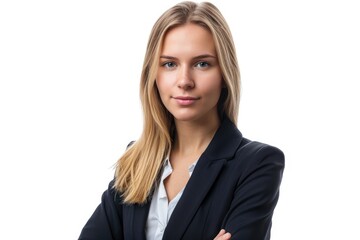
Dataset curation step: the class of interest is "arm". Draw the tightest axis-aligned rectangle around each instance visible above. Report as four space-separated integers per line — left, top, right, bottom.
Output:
222 144 285 240
78 180 124 240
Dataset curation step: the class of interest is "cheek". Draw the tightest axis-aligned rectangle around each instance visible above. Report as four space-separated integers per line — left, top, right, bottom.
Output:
203 75 222 97
155 76 165 93
209 83 223 105
156 73 173 93
155 79 170 105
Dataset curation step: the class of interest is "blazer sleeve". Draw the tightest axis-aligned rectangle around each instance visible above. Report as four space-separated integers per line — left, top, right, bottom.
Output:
222 144 285 240
78 180 124 240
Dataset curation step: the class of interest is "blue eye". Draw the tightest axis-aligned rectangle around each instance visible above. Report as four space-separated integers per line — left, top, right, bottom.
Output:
162 62 176 68
195 61 210 68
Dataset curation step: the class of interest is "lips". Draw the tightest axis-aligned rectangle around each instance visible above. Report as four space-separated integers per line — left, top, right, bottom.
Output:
173 96 199 100
172 96 200 106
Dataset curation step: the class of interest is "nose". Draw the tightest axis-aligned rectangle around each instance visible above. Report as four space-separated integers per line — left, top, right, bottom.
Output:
177 66 194 90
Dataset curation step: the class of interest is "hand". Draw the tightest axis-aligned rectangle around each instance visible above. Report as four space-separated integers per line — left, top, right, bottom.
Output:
214 229 231 240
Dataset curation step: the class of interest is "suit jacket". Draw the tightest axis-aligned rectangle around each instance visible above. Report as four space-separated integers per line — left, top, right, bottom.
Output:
79 117 285 240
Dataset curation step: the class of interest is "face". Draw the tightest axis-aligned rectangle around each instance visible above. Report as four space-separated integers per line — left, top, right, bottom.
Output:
156 23 223 124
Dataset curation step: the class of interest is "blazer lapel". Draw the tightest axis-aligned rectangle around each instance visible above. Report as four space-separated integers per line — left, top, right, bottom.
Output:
163 117 243 240
122 201 151 240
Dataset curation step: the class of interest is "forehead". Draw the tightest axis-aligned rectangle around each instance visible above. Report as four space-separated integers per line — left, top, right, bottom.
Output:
161 23 216 55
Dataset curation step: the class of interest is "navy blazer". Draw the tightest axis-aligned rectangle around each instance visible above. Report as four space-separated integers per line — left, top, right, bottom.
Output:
79 117 285 240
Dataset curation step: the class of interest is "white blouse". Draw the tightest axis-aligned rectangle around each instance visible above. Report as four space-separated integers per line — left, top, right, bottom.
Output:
145 158 197 240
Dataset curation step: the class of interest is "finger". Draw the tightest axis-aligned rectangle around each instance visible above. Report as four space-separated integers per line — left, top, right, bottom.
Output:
214 229 225 239
222 232 231 239
214 230 232 240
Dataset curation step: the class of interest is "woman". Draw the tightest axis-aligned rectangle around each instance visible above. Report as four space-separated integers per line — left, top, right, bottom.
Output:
79 1 284 240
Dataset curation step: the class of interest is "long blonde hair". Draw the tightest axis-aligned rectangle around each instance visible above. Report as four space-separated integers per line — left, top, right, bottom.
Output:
114 1 240 204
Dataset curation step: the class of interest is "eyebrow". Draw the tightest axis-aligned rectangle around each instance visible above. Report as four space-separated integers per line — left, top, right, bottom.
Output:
160 54 217 60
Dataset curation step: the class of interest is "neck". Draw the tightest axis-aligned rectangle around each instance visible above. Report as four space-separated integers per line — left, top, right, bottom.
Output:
172 116 220 157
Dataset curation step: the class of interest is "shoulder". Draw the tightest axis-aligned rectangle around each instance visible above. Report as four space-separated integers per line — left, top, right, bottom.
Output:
240 138 284 159
105 179 124 206
233 137 285 171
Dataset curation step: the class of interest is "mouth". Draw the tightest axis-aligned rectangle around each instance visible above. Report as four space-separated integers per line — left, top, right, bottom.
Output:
173 96 200 100
172 96 200 106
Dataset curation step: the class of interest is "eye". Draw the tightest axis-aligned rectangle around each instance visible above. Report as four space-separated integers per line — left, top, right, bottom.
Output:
162 62 177 69
195 61 210 68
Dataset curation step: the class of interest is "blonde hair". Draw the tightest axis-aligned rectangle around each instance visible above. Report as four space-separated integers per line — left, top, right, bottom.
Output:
114 1 240 204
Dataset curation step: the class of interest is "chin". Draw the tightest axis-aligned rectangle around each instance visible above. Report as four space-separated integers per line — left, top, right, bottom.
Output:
172 114 198 122
169 107 218 123
172 112 212 123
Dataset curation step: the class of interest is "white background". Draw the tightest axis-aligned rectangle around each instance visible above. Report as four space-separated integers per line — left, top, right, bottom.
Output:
1 0 359 239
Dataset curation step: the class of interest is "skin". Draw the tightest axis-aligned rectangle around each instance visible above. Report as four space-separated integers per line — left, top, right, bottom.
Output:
214 229 231 240
156 23 231 240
